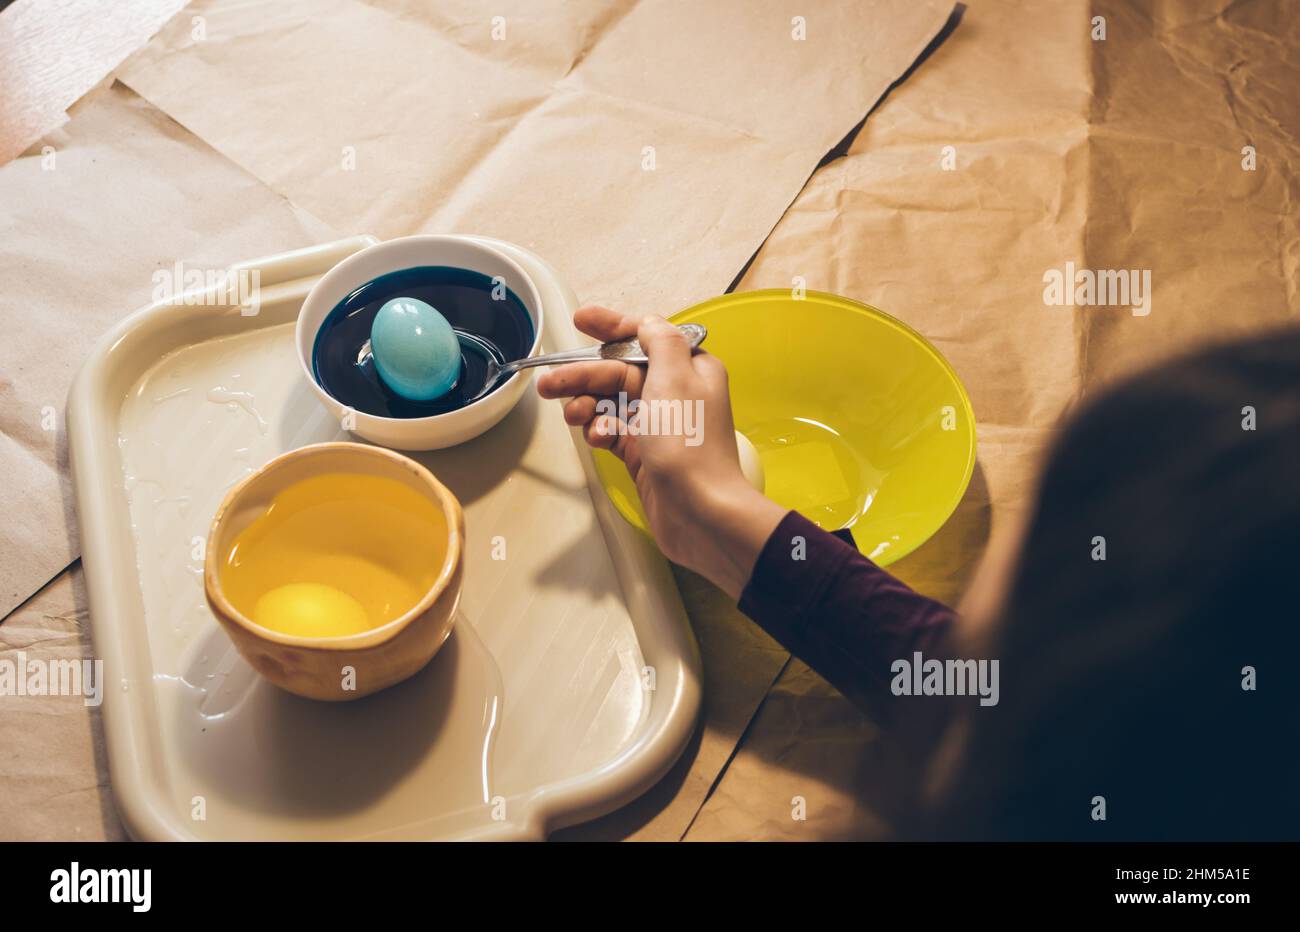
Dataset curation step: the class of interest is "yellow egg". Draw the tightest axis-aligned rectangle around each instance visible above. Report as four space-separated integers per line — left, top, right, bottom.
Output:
252 582 373 638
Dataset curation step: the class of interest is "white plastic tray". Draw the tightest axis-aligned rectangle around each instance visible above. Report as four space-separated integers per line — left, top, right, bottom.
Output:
68 235 701 840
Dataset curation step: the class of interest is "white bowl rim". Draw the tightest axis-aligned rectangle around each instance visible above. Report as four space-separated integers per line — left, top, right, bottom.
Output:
294 233 546 426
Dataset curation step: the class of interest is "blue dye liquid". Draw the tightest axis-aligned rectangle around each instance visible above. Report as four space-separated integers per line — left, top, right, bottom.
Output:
311 266 535 418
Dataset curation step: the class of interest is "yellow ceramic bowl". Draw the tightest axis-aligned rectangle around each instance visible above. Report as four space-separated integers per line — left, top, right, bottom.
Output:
593 290 976 567
204 442 464 701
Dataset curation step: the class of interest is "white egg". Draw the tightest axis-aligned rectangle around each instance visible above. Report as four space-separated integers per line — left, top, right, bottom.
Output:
735 430 765 493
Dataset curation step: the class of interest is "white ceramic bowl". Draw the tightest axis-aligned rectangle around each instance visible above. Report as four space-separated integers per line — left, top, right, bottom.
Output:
295 234 545 450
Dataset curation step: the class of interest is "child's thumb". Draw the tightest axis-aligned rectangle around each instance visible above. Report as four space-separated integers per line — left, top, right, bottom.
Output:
637 316 692 377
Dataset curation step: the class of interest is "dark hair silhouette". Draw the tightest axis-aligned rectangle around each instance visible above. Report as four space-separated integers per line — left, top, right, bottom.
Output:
924 327 1300 840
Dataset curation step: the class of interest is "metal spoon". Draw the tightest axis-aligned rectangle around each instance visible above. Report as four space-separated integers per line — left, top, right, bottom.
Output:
357 323 708 402
475 322 708 400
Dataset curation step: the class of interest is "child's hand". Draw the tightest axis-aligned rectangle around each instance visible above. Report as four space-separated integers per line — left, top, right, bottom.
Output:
537 306 786 596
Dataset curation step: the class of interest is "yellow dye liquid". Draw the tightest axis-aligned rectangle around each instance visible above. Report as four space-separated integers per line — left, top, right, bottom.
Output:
219 472 448 638
741 416 879 532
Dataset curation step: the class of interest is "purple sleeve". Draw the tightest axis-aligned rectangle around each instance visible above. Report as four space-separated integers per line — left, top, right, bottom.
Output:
738 510 957 719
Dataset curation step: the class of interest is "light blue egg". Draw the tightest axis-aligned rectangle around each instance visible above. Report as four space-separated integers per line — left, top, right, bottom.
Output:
370 297 462 401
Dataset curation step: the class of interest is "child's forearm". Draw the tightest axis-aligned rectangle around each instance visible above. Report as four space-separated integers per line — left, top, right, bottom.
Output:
735 509 958 720
687 479 789 599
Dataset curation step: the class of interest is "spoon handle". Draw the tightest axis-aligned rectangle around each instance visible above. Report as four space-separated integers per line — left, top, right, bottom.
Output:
501 323 707 377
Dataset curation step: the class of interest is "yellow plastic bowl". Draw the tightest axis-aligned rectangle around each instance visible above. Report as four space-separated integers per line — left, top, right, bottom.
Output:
592 290 976 567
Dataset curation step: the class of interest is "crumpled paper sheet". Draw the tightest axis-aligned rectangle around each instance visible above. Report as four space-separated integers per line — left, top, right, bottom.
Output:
685 0 1300 840
0 1 959 840
0 566 125 840
0 82 338 620
116 0 957 314
0 0 187 164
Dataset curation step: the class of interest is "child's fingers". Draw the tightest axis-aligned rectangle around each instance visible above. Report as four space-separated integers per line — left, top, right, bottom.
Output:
692 351 729 391
621 439 643 483
537 360 645 400
584 414 620 449
583 417 642 481
573 306 641 343
584 413 634 457
563 395 598 426
638 316 693 379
